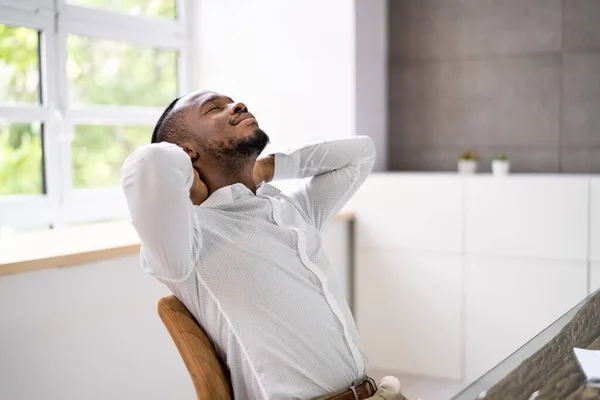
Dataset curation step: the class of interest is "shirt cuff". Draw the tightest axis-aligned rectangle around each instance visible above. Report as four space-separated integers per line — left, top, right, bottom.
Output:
272 152 299 181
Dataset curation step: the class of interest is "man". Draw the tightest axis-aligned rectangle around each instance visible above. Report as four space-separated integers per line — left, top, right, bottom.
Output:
121 90 405 400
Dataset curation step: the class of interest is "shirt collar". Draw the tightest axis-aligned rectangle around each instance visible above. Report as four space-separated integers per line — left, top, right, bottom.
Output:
258 182 282 197
199 182 281 208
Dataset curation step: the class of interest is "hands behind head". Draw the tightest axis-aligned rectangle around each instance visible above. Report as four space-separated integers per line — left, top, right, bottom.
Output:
182 146 209 205
189 167 209 205
253 155 275 187
182 146 273 204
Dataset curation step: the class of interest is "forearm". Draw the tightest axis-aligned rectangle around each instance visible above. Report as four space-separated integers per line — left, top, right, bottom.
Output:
270 136 375 181
264 136 375 230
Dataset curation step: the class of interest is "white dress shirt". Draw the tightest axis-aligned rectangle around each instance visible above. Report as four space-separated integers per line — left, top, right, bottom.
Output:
121 136 376 400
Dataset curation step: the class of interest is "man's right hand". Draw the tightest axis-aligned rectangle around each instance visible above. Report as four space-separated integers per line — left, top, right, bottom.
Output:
181 146 208 205
190 167 208 205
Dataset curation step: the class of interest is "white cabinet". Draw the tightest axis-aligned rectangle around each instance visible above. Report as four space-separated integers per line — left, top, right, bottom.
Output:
353 174 463 252
354 173 595 382
464 256 587 381
353 174 463 378
465 178 589 260
591 179 600 262
356 248 462 379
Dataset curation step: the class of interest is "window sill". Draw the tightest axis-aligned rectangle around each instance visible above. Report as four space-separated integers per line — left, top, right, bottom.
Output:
0 212 355 276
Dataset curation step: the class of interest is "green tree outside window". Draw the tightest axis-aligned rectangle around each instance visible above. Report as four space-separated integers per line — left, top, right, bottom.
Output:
0 1 178 195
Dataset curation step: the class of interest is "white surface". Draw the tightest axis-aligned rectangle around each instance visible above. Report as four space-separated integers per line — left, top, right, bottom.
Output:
356 248 463 379
465 177 589 261
591 179 600 262
355 0 387 172
0 221 138 264
192 0 355 153
353 174 463 253
574 348 600 381
321 220 351 302
0 210 353 266
0 255 194 400
590 262 600 294
353 173 596 380
464 255 588 381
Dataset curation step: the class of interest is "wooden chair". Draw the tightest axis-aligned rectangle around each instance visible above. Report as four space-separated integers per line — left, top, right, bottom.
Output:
157 295 232 400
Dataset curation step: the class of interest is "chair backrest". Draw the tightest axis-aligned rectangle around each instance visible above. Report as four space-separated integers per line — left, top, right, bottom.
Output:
157 295 232 400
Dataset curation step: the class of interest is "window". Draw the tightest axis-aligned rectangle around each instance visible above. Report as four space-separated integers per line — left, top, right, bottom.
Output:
0 25 40 104
72 124 149 189
0 0 189 230
67 0 177 19
0 122 44 195
66 35 178 107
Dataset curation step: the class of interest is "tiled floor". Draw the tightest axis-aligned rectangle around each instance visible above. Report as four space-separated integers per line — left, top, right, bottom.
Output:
370 369 468 400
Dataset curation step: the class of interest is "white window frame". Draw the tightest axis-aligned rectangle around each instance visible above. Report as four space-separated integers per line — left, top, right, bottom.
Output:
0 0 190 230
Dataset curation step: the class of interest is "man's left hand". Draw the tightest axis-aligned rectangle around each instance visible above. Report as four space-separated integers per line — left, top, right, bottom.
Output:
253 155 275 186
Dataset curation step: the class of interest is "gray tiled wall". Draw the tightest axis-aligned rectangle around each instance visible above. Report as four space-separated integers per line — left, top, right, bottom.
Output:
388 0 600 173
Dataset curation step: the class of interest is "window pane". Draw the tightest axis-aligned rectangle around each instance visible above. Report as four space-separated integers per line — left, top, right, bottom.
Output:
72 125 149 189
0 25 40 104
0 123 43 195
67 35 178 107
67 0 176 19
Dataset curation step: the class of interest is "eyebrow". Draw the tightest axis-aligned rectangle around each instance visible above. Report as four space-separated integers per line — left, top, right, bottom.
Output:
200 94 234 108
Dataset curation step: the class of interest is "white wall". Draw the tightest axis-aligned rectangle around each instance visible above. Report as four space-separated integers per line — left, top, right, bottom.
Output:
0 255 195 400
0 220 350 400
355 0 388 171
188 0 388 162
190 0 354 153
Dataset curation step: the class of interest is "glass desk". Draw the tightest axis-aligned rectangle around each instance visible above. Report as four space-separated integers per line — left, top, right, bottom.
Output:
453 289 600 400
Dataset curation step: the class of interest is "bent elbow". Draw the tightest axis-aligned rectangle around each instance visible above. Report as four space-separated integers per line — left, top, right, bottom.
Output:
356 135 376 168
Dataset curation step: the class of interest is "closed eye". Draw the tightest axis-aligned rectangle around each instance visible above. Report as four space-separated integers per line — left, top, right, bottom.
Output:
204 105 220 115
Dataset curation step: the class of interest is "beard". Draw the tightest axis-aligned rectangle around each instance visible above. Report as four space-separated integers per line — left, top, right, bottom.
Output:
201 128 270 170
226 128 270 158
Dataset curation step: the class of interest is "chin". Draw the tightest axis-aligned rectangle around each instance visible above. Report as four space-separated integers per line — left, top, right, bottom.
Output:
239 124 260 136
240 126 266 140
251 127 270 148
227 127 269 157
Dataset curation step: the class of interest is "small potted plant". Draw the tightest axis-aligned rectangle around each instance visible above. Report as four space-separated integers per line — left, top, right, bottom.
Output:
492 152 510 176
458 151 478 174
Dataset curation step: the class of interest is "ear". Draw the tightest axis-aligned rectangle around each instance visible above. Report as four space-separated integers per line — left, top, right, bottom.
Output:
181 140 198 157
181 140 201 168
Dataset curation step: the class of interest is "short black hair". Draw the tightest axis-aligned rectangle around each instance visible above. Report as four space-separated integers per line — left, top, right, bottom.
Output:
151 97 189 144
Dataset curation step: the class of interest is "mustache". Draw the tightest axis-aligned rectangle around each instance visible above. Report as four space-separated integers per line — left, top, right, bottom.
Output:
229 112 256 126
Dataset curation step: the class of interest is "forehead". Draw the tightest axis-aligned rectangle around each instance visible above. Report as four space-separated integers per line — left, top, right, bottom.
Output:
174 90 233 111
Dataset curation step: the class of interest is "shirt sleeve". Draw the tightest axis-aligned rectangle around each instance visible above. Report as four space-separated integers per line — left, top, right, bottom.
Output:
272 136 376 231
121 142 200 281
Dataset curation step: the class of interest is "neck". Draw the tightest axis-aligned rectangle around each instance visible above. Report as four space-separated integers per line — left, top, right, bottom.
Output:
200 157 257 196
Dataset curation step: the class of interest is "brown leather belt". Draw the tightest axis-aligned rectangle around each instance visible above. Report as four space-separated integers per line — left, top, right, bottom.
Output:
324 378 376 400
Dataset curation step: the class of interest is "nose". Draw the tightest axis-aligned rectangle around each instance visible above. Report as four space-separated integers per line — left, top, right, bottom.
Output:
229 101 247 115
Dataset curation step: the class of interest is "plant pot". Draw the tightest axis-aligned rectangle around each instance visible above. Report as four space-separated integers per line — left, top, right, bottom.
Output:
458 159 478 174
492 160 510 176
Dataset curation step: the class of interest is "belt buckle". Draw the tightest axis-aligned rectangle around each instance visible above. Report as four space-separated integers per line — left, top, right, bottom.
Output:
349 385 359 400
